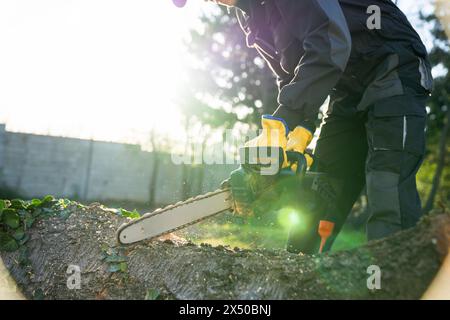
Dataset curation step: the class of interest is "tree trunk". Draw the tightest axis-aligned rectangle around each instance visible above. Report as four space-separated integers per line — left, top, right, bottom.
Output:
423 108 450 214
1 204 449 300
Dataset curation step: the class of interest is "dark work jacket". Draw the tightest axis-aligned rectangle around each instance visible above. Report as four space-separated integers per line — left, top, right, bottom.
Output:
235 0 433 131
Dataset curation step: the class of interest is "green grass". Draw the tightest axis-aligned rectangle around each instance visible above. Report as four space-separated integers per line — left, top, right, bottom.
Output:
187 220 366 253
332 227 367 252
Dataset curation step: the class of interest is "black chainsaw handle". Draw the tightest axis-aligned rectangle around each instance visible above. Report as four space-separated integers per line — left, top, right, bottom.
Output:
285 151 308 176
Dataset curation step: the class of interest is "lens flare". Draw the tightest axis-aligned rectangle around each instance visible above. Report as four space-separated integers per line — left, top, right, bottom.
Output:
278 208 304 230
288 211 300 225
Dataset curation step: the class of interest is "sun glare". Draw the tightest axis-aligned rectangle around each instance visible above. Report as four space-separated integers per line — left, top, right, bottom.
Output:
0 0 211 144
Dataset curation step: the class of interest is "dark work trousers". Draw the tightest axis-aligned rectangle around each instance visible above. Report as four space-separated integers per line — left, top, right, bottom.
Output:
287 38 432 253
287 94 427 254
286 53 430 254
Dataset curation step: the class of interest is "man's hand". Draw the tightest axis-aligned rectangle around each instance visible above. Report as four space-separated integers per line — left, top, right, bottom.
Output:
232 115 313 215
245 115 313 172
286 126 314 168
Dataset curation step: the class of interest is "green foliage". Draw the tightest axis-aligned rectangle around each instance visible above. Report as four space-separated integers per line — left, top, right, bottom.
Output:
23 212 35 229
0 195 78 252
2 209 20 229
107 263 128 273
119 208 140 219
145 289 160 300
0 231 19 252
419 9 449 139
417 144 450 205
12 227 25 241
42 195 55 204
417 9 450 209
107 264 119 273
10 199 26 210
101 245 129 273
104 255 127 263
180 9 278 138
0 199 6 214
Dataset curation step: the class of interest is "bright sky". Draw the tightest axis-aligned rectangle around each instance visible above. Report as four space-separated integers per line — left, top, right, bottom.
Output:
0 0 434 144
0 0 214 143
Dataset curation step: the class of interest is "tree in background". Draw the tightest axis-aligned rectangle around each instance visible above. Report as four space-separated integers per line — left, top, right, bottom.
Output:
174 8 278 198
180 8 277 132
420 5 450 213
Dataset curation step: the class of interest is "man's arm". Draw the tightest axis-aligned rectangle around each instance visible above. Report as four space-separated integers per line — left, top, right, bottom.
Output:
273 0 352 132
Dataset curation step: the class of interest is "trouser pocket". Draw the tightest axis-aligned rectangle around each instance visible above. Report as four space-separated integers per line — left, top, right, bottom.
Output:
369 114 426 157
367 95 427 157
365 94 427 239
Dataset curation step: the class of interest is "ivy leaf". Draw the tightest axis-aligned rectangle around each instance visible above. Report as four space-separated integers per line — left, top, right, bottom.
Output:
145 289 160 300
2 209 20 229
101 243 109 252
40 195 55 208
18 234 30 246
108 264 122 273
41 208 55 217
0 205 4 221
59 199 71 209
120 209 140 219
108 262 128 273
31 198 42 206
31 208 43 218
12 227 25 241
26 199 42 210
119 262 128 272
42 195 54 202
0 232 19 252
104 255 127 263
0 199 6 213
23 212 35 229
76 203 86 209
10 199 26 210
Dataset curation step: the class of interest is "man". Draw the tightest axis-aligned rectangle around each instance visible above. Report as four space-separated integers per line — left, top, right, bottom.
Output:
208 0 433 253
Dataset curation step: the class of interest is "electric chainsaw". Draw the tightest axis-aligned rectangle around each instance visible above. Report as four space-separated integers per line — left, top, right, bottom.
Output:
117 147 335 248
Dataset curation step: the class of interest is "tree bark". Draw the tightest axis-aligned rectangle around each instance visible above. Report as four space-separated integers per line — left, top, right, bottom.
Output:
1 204 449 300
423 108 450 214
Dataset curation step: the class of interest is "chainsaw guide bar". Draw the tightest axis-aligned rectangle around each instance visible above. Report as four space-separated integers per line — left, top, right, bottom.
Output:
117 189 232 245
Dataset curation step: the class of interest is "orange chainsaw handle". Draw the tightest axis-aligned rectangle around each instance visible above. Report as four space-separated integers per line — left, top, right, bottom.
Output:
318 220 335 253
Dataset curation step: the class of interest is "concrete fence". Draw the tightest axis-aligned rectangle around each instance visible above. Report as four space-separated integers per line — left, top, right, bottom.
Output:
0 124 236 205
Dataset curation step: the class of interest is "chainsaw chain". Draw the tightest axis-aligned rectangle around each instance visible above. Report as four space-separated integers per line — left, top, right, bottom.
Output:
116 188 232 244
